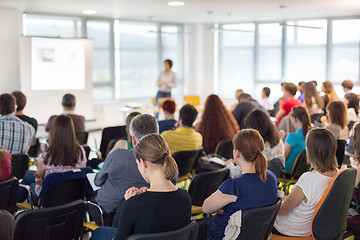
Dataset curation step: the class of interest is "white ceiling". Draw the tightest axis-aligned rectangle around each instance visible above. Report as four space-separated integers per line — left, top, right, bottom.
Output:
0 0 359 23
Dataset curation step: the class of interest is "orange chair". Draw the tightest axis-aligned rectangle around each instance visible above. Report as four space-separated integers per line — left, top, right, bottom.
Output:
271 168 356 240
184 95 201 106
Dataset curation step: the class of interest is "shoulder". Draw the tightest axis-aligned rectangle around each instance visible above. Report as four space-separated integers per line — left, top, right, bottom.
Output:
266 170 277 182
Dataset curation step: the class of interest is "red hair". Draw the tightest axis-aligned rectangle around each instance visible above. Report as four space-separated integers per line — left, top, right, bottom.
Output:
162 100 176 114
196 94 240 153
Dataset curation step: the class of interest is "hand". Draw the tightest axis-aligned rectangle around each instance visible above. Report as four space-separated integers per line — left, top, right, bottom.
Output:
216 209 224 215
225 159 235 165
279 130 285 139
163 82 170 87
139 187 148 193
282 196 288 201
124 187 141 200
34 172 43 185
320 116 327 125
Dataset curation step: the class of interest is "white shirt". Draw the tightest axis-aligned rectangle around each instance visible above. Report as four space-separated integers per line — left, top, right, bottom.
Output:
258 98 274 111
274 171 334 236
347 108 360 122
157 70 176 93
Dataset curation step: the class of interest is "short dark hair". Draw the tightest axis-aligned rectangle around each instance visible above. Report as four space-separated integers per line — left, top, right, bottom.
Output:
164 59 173 69
0 94 16 115
262 87 271 97
62 94 76 108
284 83 297 96
180 104 198 127
342 80 353 90
310 80 318 86
238 93 252 102
11 91 26 111
162 100 176 114
129 114 159 142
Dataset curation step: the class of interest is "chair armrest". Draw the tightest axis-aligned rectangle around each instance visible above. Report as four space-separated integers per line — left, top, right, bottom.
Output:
85 201 104 226
18 184 34 209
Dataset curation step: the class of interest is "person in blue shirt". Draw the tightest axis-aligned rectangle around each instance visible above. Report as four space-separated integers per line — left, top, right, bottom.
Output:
158 99 177 134
203 129 278 240
284 106 311 174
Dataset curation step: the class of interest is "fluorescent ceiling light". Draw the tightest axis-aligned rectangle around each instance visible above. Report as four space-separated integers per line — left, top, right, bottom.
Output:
82 10 97 15
168 1 185 7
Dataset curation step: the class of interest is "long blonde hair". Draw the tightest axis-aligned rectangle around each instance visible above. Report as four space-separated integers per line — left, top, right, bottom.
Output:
322 81 339 102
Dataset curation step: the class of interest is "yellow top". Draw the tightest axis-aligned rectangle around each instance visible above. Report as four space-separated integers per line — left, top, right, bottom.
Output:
161 127 203 154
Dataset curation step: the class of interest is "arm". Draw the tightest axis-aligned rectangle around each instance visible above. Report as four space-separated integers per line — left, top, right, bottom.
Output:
278 186 306 215
114 198 137 240
94 154 114 186
169 72 176 88
202 190 237 214
34 161 46 185
321 116 329 127
284 143 292 159
275 108 286 121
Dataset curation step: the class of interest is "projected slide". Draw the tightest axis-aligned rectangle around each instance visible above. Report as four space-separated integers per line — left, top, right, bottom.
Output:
31 38 85 90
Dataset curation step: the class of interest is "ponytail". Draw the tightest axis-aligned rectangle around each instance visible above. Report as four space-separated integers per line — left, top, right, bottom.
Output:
162 155 179 180
292 106 311 136
255 151 267 183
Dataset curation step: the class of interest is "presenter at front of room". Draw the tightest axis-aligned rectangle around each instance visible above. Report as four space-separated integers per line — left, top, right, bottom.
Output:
156 59 176 105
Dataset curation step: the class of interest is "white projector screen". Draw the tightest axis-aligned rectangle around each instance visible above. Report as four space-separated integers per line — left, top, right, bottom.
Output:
31 37 85 90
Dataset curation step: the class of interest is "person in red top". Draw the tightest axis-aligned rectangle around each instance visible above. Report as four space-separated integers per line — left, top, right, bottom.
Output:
0 149 11 181
275 83 302 125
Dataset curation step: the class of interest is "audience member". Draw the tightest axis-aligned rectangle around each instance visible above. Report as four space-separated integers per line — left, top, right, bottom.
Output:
0 93 35 154
297 81 305 103
161 104 202 154
232 93 262 129
284 106 311 174
11 91 38 133
273 128 338 237
321 81 339 110
273 82 288 114
302 81 324 114
90 134 191 240
352 124 360 186
196 94 239 154
18 115 86 202
229 89 244 112
0 149 11 182
321 100 348 141
158 99 177 133
342 79 354 95
345 93 360 122
203 129 278 240
0 210 15 240
275 83 302 125
45 94 85 133
94 114 158 215
258 87 274 112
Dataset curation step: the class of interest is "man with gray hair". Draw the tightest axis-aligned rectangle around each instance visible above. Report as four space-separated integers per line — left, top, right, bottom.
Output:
94 114 158 218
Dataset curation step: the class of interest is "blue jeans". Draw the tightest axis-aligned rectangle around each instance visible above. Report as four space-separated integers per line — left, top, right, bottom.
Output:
90 226 117 240
17 170 37 203
155 91 171 106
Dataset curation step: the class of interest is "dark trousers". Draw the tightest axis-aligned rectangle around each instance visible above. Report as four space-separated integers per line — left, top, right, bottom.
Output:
17 170 37 203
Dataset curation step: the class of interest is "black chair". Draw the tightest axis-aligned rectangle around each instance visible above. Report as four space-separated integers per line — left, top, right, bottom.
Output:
82 144 91 160
215 139 233 159
27 138 40 157
125 221 199 240
310 113 324 124
188 167 230 214
0 177 19 214
99 126 127 159
10 154 29 180
172 149 203 181
76 131 89 145
236 199 281 240
336 140 346 168
13 200 86 240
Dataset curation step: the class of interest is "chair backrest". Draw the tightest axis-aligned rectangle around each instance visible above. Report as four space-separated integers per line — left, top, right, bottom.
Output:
100 125 127 158
215 139 233 159
310 113 324 124
312 168 356 240
172 149 203 178
290 150 310 178
0 177 19 214
237 199 282 240
125 221 199 240
27 138 40 157
14 200 86 240
336 140 346 167
76 131 89 145
82 144 91 160
188 167 230 206
10 154 29 180
184 95 201 106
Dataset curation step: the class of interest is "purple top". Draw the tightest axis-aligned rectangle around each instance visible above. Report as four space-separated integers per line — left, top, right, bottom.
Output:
298 93 305 103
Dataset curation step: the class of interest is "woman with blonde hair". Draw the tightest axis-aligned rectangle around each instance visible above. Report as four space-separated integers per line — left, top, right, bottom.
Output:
321 81 339 110
303 82 324 114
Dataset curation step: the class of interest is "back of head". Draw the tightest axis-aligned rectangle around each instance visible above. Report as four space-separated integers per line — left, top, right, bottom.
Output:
291 106 311 136
303 82 324 109
0 94 16 115
353 124 360 165
129 114 159 142
327 100 347 129
134 133 178 180
0 210 15 240
62 94 76 108
162 100 176 114
345 93 359 115
284 83 297 96
262 87 271 97
232 129 267 182
245 109 280 148
126 112 141 143
11 91 26 112
342 80 353 90
322 81 339 101
235 89 244 99
179 104 198 127
306 128 337 172
238 93 252 102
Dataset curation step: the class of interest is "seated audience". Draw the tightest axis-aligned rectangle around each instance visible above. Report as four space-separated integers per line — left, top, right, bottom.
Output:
284 106 311 174
273 128 338 237
90 134 191 240
273 82 288 114
232 93 262 129
321 100 349 142
352 124 360 186
321 81 339 110
342 79 354 95
297 81 305 103
94 114 158 215
203 129 278 240
0 148 11 182
0 93 35 154
196 94 239 154
229 89 244 112
275 83 302 126
258 87 274 112
345 93 360 122
158 99 177 133
303 81 324 114
46 93 85 133
11 91 38 133
161 104 202 154
18 115 86 202
0 210 15 240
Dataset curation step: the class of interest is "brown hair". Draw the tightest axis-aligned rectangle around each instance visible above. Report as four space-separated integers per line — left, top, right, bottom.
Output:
345 93 359 116
306 128 337 172
197 94 239 153
232 129 267 182
327 100 347 129
322 81 339 103
303 82 324 110
353 124 360 165
134 133 178 180
284 83 298 96
0 94 16 115
291 106 311 136
342 80 353 90
126 112 141 144
162 100 176 114
44 115 83 166
11 91 26 111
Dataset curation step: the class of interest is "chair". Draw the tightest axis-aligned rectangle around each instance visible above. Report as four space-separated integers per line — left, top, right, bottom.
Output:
188 167 230 214
83 144 91 160
99 125 127 159
310 113 324 124
184 95 201 106
76 131 89 145
172 149 203 182
236 199 282 240
215 139 233 159
27 138 40 157
125 221 199 240
13 200 86 240
271 168 357 240
336 140 346 168
0 177 19 214
10 154 29 180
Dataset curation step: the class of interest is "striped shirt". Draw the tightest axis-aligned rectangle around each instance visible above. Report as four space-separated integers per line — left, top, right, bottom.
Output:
161 127 203 154
0 114 35 154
